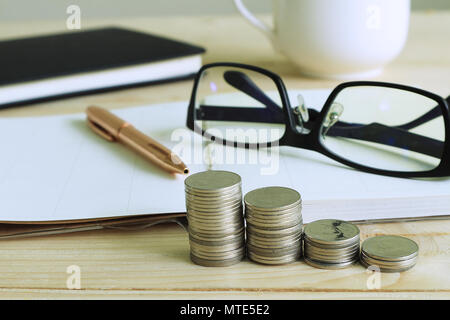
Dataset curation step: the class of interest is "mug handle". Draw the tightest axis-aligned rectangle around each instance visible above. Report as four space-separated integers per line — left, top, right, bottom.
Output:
233 0 276 45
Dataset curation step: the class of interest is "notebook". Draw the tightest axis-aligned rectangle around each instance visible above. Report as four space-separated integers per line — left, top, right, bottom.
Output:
0 27 205 108
0 89 448 232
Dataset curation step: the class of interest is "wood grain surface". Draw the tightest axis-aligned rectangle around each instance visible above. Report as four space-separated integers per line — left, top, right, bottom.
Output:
0 12 449 299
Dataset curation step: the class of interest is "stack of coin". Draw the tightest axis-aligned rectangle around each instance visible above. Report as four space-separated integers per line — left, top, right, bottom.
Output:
185 170 245 267
360 235 418 273
244 187 303 265
304 219 360 269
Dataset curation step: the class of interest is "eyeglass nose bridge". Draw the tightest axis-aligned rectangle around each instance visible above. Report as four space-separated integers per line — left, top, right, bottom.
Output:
293 94 310 134
321 102 344 137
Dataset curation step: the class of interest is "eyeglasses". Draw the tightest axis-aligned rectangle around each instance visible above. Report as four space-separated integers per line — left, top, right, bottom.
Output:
186 62 450 178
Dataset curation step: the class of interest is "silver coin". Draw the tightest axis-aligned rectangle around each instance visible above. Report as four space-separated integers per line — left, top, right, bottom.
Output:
244 187 301 212
245 206 301 217
247 243 301 257
247 221 303 232
246 232 303 242
186 199 242 209
190 247 245 261
190 253 244 267
304 241 359 255
245 215 302 229
187 211 243 221
188 212 243 224
247 235 302 249
189 234 245 246
189 239 245 252
360 258 416 272
305 250 358 263
185 183 241 195
188 225 244 240
303 237 359 250
186 207 243 219
185 197 243 207
190 246 245 260
185 170 241 194
246 229 302 243
189 233 245 246
184 185 242 201
189 226 245 237
187 216 244 227
187 201 243 212
360 251 417 268
186 198 242 209
188 221 244 233
188 223 244 235
188 213 243 225
245 205 302 218
187 210 243 222
245 216 302 228
247 251 300 265
245 213 302 225
247 223 302 237
304 257 357 270
189 228 244 240
186 199 243 211
247 239 301 251
245 208 302 221
360 257 417 273
306 255 357 265
304 219 360 246
188 225 244 237
305 245 360 258
304 254 359 265
304 248 359 261
361 235 419 262
186 192 242 203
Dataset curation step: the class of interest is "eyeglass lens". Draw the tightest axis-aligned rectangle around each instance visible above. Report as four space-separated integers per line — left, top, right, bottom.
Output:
320 86 445 172
194 66 286 145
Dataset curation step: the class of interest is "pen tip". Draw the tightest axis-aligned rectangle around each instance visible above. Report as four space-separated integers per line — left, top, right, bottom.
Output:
183 169 189 175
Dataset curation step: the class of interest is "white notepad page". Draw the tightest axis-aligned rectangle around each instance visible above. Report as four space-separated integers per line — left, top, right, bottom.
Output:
0 89 448 223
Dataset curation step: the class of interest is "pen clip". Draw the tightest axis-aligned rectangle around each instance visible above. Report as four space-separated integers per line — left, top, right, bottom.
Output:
87 119 116 142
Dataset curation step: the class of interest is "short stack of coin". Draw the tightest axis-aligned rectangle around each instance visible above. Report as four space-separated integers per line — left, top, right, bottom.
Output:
360 235 418 273
304 219 360 269
244 187 303 265
185 170 245 267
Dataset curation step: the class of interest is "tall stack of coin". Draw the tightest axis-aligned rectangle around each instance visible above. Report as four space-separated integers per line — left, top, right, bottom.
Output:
185 170 245 267
360 235 418 272
304 219 360 269
244 187 303 265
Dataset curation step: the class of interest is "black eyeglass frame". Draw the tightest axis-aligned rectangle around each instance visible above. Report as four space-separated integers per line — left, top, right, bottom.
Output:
186 62 450 178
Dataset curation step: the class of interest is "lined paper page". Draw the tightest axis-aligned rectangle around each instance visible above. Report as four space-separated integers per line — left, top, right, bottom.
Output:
0 102 201 222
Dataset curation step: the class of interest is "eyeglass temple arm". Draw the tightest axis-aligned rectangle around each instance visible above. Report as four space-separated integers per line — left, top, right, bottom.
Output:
196 105 443 158
395 105 441 130
326 123 443 159
196 105 284 123
201 70 290 124
394 95 449 130
222 70 449 132
223 70 281 114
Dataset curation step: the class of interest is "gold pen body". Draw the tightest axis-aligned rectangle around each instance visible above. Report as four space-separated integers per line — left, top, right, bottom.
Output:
86 106 189 175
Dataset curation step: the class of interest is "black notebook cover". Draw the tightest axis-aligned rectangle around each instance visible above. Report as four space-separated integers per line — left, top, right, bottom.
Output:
0 27 205 108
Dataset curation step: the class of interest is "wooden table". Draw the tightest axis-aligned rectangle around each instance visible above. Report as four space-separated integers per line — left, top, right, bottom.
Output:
0 12 449 299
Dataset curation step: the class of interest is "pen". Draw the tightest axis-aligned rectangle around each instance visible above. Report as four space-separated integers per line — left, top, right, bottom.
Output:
86 106 189 175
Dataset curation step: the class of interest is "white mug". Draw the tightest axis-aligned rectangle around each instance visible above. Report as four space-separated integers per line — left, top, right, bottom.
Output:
233 0 411 79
